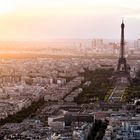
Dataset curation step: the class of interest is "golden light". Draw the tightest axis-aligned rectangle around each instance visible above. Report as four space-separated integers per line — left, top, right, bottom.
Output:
0 0 139 15
0 0 140 41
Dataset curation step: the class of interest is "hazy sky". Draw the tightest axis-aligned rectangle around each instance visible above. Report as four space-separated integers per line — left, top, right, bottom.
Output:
0 0 140 41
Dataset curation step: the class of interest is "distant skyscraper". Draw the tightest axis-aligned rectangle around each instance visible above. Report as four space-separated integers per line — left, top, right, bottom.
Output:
134 39 140 48
92 39 103 52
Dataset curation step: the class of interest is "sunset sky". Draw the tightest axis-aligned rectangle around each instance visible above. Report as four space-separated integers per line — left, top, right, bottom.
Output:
0 0 140 41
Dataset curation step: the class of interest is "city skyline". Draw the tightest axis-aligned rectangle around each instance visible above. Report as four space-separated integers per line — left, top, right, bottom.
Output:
0 0 140 41
0 1 140 139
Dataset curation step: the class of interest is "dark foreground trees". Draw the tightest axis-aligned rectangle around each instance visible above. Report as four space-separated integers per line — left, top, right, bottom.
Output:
87 120 108 140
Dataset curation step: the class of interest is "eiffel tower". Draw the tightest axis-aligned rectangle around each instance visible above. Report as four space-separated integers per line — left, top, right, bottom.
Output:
114 20 131 84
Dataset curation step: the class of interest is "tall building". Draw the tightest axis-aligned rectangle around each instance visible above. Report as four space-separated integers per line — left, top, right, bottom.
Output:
92 39 103 53
134 39 140 48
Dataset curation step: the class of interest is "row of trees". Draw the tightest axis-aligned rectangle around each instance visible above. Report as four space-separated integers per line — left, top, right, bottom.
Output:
74 68 114 104
0 98 46 126
124 70 140 101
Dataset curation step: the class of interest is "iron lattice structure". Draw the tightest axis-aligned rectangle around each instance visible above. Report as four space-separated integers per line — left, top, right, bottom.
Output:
116 20 129 74
113 20 131 85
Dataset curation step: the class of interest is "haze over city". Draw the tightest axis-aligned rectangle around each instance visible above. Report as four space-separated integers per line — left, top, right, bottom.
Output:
1 1 140 140
0 0 140 41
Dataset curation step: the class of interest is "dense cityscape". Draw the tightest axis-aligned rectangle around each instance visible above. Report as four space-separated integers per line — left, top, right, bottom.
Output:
1 0 140 140
0 24 140 139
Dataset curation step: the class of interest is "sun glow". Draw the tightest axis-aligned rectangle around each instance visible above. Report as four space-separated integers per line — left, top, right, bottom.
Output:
0 0 17 15
0 8 14 15
0 0 140 40
0 0 140 15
